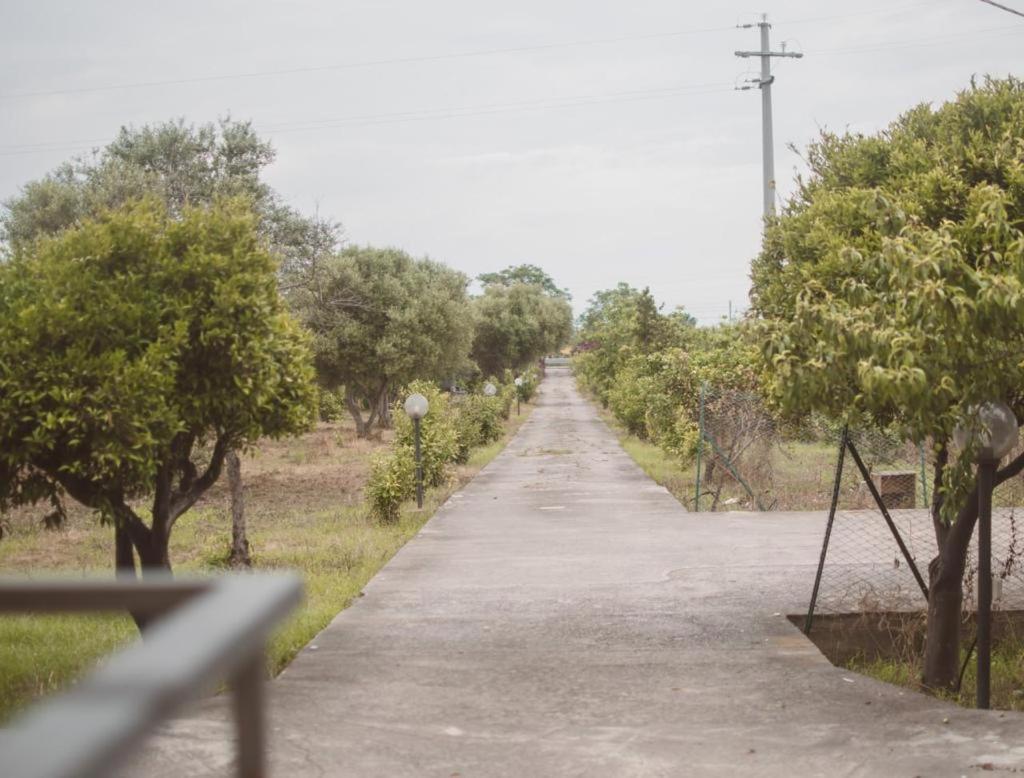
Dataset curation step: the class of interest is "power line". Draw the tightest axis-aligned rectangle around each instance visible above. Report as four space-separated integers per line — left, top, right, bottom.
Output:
0 0 951 102
0 82 735 157
0 26 739 101
806 23 1023 56
978 0 1024 20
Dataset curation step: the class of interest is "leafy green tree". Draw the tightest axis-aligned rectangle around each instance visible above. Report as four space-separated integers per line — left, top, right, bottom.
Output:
300 246 475 437
0 199 316 575
478 263 570 299
751 76 1024 690
1 117 338 565
470 283 573 375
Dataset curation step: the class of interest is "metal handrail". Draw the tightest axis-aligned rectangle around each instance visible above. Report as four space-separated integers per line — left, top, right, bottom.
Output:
0 574 303 778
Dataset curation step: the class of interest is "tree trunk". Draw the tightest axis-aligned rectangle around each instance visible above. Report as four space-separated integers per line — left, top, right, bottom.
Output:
922 553 966 691
345 389 378 438
115 526 137 578
377 387 392 429
226 450 251 567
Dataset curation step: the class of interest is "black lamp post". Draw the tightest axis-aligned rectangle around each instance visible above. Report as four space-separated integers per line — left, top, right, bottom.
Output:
514 376 523 416
954 400 1019 709
404 392 429 509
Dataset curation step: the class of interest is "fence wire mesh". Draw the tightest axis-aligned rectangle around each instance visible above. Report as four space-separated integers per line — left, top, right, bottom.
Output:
686 383 1024 617
809 430 1024 618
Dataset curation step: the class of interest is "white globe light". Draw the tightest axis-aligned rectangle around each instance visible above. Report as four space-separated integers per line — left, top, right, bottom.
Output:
404 392 429 420
483 382 497 397
514 377 523 387
953 401 1019 461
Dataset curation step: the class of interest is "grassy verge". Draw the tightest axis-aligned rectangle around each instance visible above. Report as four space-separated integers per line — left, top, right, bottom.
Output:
0 403 533 721
849 636 1024 711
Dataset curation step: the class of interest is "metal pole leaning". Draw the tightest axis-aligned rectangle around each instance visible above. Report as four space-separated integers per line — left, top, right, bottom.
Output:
845 437 930 600
805 426 848 634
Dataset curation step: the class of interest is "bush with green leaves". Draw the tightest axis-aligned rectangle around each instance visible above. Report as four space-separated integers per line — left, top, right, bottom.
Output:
317 387 345 422
0 198 317 573
393 381 458 488
364 447 416 523
452 395 505 463
751 76 1024 690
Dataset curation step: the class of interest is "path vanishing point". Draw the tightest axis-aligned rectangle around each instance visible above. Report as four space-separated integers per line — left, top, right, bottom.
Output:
138 367 1024 777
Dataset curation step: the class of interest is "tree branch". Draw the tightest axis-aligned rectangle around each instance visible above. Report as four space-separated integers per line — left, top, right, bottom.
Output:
167 433 231 526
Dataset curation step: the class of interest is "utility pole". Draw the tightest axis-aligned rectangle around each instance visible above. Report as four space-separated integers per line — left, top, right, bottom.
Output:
735 15 802 221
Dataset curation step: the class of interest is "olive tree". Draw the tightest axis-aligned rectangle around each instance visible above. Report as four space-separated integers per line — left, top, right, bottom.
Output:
299 246 475 437
478 263 571 299
0 199 316 575
471 281 573 375
751 77 1024 690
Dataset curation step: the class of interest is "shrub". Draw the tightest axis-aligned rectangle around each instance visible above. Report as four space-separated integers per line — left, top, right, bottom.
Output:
453 395 505 462
318 387 345 422
365 447 416 522
394 380 458 487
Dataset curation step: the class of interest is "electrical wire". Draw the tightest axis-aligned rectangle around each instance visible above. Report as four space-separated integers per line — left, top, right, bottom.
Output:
0 82 735 157
0 0 954 102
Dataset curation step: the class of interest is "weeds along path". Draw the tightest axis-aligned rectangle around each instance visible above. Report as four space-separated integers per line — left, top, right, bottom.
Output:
136 367 1024 777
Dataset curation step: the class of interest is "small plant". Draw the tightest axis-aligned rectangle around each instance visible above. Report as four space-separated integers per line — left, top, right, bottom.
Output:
365 448 416 522
318 387 346 423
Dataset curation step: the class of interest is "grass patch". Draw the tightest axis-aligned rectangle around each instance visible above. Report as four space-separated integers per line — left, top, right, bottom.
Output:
849 636 1024 711
0 403 533 721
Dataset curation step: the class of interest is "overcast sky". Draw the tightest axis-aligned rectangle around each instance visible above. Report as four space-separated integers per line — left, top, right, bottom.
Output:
2 1 1022 323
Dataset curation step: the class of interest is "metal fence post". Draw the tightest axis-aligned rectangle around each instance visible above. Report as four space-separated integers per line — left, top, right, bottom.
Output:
919 441 928 507
695 382 707 511
805 425 848 634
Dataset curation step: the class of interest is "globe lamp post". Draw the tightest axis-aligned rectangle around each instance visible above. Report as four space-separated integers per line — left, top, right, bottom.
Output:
404 393 429 509
514 376 524 416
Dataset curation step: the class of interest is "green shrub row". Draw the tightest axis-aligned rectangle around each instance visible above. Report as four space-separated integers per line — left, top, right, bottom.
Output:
365 370 537 521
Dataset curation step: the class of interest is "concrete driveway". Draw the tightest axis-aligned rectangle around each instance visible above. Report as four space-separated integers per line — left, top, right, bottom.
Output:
135 367 1024 777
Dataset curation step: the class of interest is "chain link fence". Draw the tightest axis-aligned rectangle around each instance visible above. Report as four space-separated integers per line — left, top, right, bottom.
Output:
682 382 1024 618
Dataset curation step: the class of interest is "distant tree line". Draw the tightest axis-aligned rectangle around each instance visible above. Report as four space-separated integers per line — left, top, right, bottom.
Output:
0 117 572 587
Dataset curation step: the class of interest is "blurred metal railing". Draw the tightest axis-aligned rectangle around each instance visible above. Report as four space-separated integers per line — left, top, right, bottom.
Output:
0 574 302 778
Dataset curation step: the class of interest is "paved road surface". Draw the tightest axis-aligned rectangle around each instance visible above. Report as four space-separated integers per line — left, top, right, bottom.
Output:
137 368 1024 777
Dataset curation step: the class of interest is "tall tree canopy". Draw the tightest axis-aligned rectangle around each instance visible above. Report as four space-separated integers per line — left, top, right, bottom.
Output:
470 281 573 375
0 117 340 275
0 199 316 574
751 76 1024 690
477 263 570 299
299 246 475 436
0 117 335 570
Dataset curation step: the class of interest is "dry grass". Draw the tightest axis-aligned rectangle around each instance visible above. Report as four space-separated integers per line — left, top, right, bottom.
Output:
0 405 532 722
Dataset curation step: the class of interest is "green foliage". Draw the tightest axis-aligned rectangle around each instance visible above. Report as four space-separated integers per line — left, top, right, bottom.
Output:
366 375 526 519
0 117 339 273
0 198 316 565
515 366 541 403
574 284 698 406
394 381 459 488
751 76 1024 520
478 263 571 299
297 246 475 433
471 283 573 375
452 395 505 463
317 387 345 423
365 447 416 523
576 280 757 464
